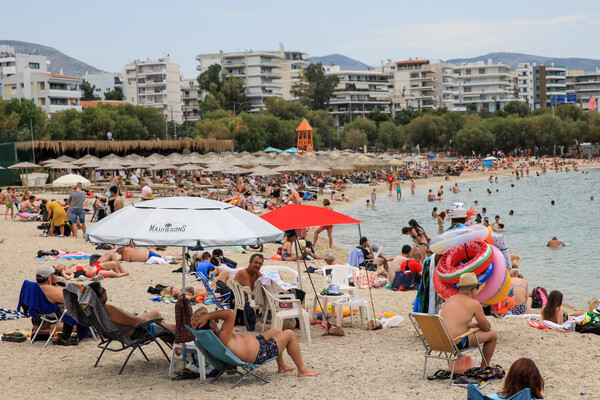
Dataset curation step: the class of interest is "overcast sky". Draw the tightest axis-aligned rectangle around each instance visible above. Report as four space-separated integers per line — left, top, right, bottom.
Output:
3 0 599 77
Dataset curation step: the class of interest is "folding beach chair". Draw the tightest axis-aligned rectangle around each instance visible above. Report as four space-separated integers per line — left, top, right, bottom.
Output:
409 312 488 385
467 384 532 400
186 271 230 309
187 326 277 388
17 280 70 347
62 283 173 374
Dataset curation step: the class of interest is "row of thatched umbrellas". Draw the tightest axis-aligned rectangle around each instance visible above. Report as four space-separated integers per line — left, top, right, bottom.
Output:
5 151 457 187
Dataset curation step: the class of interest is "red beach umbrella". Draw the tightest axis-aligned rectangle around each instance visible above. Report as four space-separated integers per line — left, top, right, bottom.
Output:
260 204 361 230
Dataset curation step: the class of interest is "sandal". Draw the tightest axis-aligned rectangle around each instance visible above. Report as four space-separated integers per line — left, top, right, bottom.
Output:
171 369 200 381
427 370 453 380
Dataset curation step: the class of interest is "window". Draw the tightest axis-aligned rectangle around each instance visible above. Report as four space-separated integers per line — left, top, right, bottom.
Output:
465 69 471 75
410 73 419 79
29 62 40 69
478 68 485 75
464 87 471 93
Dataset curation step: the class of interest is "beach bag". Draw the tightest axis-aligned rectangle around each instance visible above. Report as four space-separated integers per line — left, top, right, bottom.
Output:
531 287 548 309
357 270 377 289
243 301 256 332
391 271 415 291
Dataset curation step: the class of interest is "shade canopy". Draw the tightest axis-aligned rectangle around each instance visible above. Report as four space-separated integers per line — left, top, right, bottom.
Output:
8 162 40 169
52 174 91 187
261 204 361 231
84 197 283 247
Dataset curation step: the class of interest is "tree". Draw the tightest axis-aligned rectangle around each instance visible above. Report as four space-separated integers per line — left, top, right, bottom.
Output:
587 112 600 144
81 81 100 101
221 75 249 113
393 108 418 125
376 121 405 150
404 114 447 150
306 109 337 149
104 87 123 101
367 110 391 126
501 100 530 118
197 64 222 94
455 120 495 155
290 62 339 110
263 97 307 120
341 128 367 150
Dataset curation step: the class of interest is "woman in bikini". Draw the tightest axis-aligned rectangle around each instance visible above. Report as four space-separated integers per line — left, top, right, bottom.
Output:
55 259 129 279
509 268 529 315
541 290 567 324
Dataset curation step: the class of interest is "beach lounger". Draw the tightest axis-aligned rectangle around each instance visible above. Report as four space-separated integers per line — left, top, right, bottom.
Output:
186 326 277 388
409 312 487 385
62 283 173 374
186 272 230 310
17 280 70 347
467 384 532 399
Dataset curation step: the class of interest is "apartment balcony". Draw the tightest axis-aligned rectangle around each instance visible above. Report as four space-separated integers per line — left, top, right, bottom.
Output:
247 82 282 89
1 66 16 75
247 60 281 68
48 104 82 113
48 89 81 99
575 87 600 92
224 61 246 69
247 71 282 79
139 80 165 86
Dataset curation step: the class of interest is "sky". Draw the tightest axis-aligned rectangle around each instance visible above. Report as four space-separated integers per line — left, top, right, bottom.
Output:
3 0 600 77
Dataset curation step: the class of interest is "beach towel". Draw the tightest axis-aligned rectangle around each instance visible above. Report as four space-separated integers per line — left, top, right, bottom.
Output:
38 251 91 261
526 319 570 332
0 307 26 321
147 256 167 265
357 270 377 289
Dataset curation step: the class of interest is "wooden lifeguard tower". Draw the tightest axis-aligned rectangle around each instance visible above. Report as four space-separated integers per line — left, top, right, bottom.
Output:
296 119 314 155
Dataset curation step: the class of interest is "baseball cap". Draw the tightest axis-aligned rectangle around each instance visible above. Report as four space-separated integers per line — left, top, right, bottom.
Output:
36 265 55 279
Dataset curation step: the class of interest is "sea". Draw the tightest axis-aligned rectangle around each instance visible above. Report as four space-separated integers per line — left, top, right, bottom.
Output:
333 168 599 307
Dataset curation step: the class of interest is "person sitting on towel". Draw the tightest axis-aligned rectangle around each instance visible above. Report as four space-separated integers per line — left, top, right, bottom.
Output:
191 307 319 377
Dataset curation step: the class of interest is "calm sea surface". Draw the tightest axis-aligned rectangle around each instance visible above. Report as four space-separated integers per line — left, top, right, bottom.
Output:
333 168 599 307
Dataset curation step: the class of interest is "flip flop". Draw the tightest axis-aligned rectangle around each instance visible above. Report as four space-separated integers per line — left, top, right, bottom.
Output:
427 369 453 380
171 369 200 381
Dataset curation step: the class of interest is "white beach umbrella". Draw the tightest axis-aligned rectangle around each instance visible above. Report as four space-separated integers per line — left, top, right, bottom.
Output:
52 174 91 187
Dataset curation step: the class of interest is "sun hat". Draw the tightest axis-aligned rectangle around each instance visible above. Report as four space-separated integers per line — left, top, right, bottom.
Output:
456 272 481 288
448 202 467 219
36 265 55 279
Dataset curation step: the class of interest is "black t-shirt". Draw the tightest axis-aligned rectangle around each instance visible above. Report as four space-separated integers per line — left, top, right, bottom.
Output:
272 189 280 198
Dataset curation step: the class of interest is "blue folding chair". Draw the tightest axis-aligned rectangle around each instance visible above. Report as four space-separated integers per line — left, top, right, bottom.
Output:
17 280 71 347
467 384 532 400
186 326 277 388
186 271 230 309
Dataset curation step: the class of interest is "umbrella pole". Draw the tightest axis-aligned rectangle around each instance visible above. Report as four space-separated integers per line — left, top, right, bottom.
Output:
293 238 303 291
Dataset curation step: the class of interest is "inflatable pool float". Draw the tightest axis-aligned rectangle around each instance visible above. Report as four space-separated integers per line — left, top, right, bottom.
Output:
473 245 507 303
491 233 512 269
436 241 493 283
430 224 489 254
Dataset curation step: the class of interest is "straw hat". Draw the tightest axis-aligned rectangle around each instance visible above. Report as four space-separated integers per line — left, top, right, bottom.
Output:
456 272 481 288
447 202 467 219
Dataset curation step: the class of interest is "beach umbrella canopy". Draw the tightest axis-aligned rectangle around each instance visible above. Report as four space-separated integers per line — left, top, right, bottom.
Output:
8 162 40 169
52 174 91 187
248 166 282 176
261 204 361 231
264 147 282 153
283 147 297 154
483 156 498 161
84 197 283 248
47 162 80 170
55 155 76 162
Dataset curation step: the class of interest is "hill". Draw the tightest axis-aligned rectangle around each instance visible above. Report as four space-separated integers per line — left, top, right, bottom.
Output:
308 54 371 70
446 52 600 72
0 40 103 77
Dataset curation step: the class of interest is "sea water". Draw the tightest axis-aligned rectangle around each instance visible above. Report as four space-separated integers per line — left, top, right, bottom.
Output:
333 168 599 307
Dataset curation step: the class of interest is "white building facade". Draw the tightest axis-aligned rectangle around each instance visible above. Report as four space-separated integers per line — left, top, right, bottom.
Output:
83 71 123 99
442 60 516 112
124 56 182 123
181 77 200 122
567 68 600 111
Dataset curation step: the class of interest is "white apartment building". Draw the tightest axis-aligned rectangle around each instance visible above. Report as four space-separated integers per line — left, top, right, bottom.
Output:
0 45 81 114
196 50 286 112
442 60 515 112
379 59 443 112
567 68 600 111
83 71 123 99
181 77 200 122
325 65 392 127
517 63 567 110
278 47 309 101
124 56 182 123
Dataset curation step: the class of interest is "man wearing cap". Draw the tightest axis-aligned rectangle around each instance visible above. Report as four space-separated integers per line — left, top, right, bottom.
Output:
36 266 78 345
140 181 153 201
447 202 468 230
440 272 497 367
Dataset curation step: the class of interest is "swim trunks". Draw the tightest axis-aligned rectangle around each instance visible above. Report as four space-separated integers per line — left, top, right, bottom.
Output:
147 250 161 260
456 336 469 350
511 303 527 315
281 250 289 261
396 188 401 194
254 334 279 364
6 201 13 209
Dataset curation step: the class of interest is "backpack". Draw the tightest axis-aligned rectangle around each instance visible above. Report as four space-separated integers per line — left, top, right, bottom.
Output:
391 270 415 291
531 287 548 309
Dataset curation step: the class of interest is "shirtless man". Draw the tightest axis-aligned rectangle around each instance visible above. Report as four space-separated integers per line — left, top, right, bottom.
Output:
388 245 412 280
35 266 79 345
190 307 319 377
115 246 162 262
440 272 497 367
546 237 565 248
21 195 39 213
287 189 302 205
87 281 175 337
427 189 436 201
234 254 264 288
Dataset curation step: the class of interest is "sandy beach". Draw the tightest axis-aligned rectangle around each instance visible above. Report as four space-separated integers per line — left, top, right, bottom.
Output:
1 165 599 399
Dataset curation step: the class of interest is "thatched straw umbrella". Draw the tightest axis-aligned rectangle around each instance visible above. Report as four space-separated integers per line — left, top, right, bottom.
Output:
55 155 76 162
8 161 41 188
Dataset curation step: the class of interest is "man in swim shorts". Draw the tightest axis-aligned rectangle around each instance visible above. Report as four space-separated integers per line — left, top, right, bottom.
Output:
546 237 565 248
191 307 319 377
440 273 497 367
115 246 163 262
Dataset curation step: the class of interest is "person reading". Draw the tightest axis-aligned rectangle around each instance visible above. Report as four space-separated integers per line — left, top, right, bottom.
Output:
190 307 319 377
440 272 497 367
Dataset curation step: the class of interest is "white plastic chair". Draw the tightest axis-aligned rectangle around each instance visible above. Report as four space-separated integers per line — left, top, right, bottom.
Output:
169 341 205 379
228 280 257 315
322 265 359 297
262 287 311 344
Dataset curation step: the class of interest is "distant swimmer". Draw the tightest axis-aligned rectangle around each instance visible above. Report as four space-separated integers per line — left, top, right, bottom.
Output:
437 186 444 197
452 183 460 193
366 199 371 207
410 179 416 195
591 196 595 201
432 207 438 218
509 210 514 216
551 200 555 206
546 237 565 248
371 189 377 206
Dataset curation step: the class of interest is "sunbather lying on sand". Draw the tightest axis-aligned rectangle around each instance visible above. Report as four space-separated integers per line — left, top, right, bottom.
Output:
55 252 128 278
191 307 320 377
